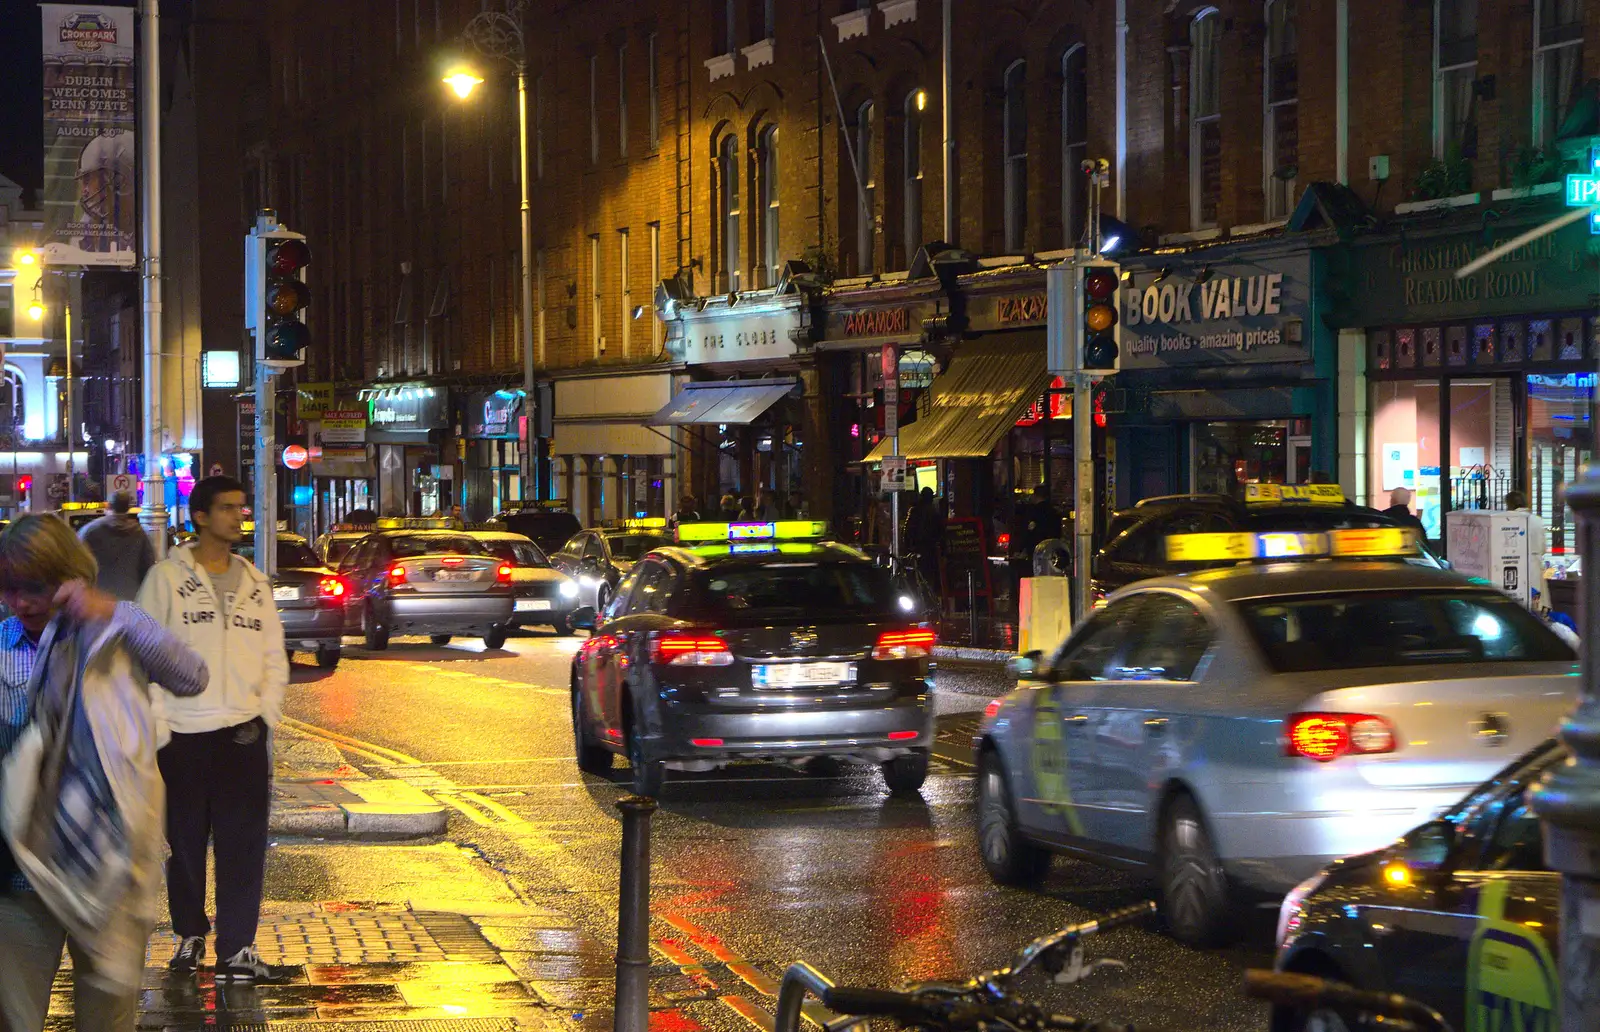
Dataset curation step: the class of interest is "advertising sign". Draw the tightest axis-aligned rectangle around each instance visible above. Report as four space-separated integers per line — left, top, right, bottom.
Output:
369 387 448 430
1118 254 1312 370
320 409 367 445
465 390 522 440
681 308 800 364
295 382 334 420
40 4 137 267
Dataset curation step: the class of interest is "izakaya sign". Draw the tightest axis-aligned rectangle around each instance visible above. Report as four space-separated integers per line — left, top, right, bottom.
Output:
1118 254 1312 369
40 4 137 267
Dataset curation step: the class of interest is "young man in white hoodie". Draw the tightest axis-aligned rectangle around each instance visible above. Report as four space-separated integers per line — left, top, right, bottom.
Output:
137 475 290 984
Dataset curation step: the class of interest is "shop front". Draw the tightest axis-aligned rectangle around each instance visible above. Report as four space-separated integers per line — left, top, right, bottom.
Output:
1345 210 1598 566
362 384 451 518
551 368 675 526
460 388 524 520
1112 239 1330 508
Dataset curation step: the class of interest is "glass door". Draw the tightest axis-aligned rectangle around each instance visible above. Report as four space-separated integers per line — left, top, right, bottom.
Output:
1528 372 1594 571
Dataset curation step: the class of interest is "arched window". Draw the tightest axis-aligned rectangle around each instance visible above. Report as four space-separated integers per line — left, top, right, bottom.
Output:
758 125 781 284
719 133 742 290
903 89 925 264
0 368 23 435
1264 0 1299 219
1534 0 1581 147
1190 9 1222 228
1060 45 1087 247
855 100 877 275
1003 59 1027 252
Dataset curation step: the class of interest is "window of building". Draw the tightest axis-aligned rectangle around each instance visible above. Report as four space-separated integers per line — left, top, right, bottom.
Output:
759 125 781 285
648 34 660 150
619 228 631 358
1435 0 1478 160
720 133 742 290
589 55 600 163
723 0 737 53
1534 0 1581 147
618 43 629 158
764 0 776 38
1264 0 1298 220
590 234 602 358
856 99 878 274
1190 9 1222 229
903 90 924 265
1060 45 1087 247
0 369 25 434
1003 59 1027 252
649 222 662 352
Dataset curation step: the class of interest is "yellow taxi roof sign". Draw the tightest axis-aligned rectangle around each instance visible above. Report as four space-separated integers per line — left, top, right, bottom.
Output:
1167 527 1416 563
1328 526 1418 557
676 520 829 543
1244 483 1346 506
619 517 668 530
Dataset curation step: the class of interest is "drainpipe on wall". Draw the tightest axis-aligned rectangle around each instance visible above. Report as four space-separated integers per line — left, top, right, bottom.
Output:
1336 0 1349 185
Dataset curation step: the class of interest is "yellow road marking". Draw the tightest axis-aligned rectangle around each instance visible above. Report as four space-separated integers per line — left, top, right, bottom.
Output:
433 794 494 827
719 995 775 1032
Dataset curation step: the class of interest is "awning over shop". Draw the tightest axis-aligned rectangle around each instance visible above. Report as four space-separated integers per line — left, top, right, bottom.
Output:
647 378 796 426
865 340 1049 461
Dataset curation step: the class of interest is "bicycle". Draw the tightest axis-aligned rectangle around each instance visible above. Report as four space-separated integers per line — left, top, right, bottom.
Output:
773 902 1456 1032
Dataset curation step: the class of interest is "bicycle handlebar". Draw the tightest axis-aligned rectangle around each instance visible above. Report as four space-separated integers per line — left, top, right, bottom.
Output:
1243 970 1454 1032
1010 901 1158 979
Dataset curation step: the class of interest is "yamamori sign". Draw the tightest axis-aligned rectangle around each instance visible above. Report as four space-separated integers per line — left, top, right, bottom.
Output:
1118 254 1311 369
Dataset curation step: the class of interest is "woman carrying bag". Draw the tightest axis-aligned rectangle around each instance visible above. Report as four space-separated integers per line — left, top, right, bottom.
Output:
0 515 208 1032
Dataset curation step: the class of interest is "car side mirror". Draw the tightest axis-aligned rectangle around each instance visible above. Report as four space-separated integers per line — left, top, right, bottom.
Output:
1396 818 1456 881
1008 649 1046 679
576 610 598 631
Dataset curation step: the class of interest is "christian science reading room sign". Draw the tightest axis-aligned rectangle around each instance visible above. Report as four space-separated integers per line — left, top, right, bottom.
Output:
1118 254 1311 370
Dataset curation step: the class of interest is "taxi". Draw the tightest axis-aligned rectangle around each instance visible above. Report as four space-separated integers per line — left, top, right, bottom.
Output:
466 526 581 634
551 517 672 615
974 526 1577 946
55 500 138 532
1273 739 1561 1032
237 531 348 669
570 519 935 797
316 523 378 568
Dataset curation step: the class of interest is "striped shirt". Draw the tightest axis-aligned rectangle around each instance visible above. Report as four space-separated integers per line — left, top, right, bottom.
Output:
0 603 209 893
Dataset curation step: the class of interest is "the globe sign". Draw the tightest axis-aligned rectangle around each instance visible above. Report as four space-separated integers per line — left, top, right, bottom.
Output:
282 444 309 469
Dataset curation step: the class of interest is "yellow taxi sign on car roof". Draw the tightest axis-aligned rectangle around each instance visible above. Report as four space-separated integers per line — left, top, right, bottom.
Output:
1167 528 1417 563
59 501 105 511
675 520 829 543
375 516 464 530
1244 483 1346 506
620 517 668 530
1327 526 1418 557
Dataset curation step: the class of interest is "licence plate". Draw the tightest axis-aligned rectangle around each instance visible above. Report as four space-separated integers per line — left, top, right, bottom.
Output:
272 585 299 601
432 570 474 581
751 662 856 689
515 599 552 612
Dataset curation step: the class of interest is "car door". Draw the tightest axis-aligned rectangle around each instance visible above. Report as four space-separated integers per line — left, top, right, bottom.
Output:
552 533 586 576
614 559 683 722
1022 596 1144 847
1089 591 1217 856
586 564 649 736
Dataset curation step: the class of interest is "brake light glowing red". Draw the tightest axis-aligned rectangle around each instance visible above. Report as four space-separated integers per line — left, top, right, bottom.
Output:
440 557 464 565
1284 712 1397 761
984 698 1004 719
887 730 919 741
873 628 936 660
317 576 347 599
652 633 734 666
388 565 407 584
497 563 514 584
690 738 724 747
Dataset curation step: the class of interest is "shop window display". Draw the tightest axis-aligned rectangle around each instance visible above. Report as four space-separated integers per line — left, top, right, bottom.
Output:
1193 421 1290 500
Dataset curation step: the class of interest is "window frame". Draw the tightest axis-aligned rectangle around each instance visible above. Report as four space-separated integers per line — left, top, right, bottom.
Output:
589 55 600 164
647 33 660 151
1433 0 1479 160
758 125 781 284
1262 0 1298 220
618 41 629 159
1532 0 1582 147
1002 58 1028 253
903 89 925 266
1189 8 1222 230
719 132 743 290
1060 45 1087 248
856 99 877 275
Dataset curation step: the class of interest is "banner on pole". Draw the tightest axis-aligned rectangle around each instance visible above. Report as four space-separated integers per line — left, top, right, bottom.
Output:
40 4 137 267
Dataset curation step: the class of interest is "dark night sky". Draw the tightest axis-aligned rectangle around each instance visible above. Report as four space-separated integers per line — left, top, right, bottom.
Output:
0 0 45 194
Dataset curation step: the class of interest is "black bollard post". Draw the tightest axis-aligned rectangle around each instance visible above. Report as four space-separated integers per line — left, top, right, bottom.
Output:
614 794 658 1032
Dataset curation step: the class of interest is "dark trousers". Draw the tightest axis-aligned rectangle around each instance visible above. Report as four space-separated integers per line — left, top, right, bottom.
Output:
157 718 270 960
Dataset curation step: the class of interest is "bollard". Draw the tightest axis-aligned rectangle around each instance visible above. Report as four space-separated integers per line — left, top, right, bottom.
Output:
614 794 658 1032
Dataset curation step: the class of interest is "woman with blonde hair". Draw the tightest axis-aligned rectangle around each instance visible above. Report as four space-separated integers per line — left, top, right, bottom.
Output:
0 515 207 1032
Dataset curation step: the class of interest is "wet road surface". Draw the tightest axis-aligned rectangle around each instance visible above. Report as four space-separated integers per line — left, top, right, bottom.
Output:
281 631 1275 1032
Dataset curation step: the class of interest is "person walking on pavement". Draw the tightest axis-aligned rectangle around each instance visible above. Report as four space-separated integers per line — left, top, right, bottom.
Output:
1381 487 1426 535
669 496 700 532
78 491 154 602
717 493 741 522
1011 485 1064 586
906 488 945 595
786 489 808 519
136 475 291 985
0 515 208 1032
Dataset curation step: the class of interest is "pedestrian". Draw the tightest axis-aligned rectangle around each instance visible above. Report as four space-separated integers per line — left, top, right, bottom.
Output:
77 491 154 601
1506 489 1530 511
1381 487 1425 535
0 515 208 1032
669 496 700 531
906 488 944 592
1011 485 1063 583
717 493 741 522
754 488 780 521
787 489 808 519
136 475 291 985
737 495 758 521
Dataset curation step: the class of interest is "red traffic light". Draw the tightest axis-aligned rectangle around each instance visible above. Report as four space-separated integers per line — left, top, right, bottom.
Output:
1084 267 1117 301
267 238 311 276
16 475 31 492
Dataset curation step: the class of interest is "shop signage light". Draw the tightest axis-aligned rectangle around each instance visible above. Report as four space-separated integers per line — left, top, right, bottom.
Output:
1562 147 1600 234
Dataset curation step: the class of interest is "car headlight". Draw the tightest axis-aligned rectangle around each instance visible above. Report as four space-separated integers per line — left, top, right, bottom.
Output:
1276 870 1326 950
559 580 579 598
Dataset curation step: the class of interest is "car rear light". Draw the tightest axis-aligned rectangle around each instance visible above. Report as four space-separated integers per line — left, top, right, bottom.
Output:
388 565 407 584
887 730 919 741
317 576 347 600
984 698 1004 719
652 633 734 667
497 563 514 584
1284 712 1398 761
873 628 936 660
440 557 464 565
690 738 724 747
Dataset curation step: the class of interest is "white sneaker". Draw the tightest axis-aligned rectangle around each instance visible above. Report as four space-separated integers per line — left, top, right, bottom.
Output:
214 945 294 984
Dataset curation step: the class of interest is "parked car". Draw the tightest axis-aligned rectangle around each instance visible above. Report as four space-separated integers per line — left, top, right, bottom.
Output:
236 533 348 669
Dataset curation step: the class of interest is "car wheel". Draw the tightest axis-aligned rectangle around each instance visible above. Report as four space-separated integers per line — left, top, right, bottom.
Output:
483 627 509 650
551 614 574 636
881 748 929 795
430 634 452 646
625 697 664 797
315 645 340 670
1159 793 1231 946
363 605 389 651
572 687 612 775
977 750 1052 886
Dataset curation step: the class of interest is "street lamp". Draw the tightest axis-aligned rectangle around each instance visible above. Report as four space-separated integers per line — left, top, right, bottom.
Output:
445 0 540 504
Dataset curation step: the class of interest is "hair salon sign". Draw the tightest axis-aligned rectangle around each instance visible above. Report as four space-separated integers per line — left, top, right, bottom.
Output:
1117 253 1311 369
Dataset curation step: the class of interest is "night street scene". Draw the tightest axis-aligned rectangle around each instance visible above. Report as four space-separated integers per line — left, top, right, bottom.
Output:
6 1 1600 1031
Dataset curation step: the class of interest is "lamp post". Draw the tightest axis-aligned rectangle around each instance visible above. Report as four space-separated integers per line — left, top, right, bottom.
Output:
445 0 540 504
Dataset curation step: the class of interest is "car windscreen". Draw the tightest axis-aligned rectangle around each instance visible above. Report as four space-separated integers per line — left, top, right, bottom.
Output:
685 562 900 620
1238 590 1575 672
390 534 487 558
480 539 550 567
325 536 363 564
607 534 670 561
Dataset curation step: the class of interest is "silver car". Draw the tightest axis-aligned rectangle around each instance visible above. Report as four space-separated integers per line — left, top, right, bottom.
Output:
974 559 1577 945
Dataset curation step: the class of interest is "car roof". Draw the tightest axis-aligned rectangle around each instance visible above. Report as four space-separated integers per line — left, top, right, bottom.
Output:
651 541 874 569
1121 560 1491 603
466 530 535 542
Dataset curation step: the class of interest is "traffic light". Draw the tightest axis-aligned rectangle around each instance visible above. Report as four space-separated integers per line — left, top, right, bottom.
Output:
1080 262 1120 372
247 219 311 370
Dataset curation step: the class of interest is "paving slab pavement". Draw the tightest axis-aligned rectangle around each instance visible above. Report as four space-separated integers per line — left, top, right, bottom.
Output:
272 724 448 839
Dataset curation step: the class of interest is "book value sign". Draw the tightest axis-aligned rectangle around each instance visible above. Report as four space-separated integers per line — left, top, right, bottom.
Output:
1117 253 1312 369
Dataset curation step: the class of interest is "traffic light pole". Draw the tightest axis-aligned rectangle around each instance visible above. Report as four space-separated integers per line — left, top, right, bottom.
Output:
1071 367 1093 624
138 0 167 556
255 351 277 579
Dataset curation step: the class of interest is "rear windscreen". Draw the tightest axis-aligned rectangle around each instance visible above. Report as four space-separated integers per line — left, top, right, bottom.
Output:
686 562 900 620
325 536 362 564
608 534 669 561
390 535 486 558
1239 591 1575 672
